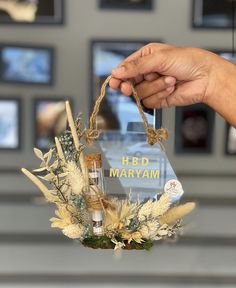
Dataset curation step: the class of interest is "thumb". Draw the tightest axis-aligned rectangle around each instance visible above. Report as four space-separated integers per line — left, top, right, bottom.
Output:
112 53 165 79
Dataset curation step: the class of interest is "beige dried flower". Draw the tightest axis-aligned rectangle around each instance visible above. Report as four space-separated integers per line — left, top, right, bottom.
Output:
139 220 160 240
121 231 144 244
104 199 138 231
50 205 75 229
65 161 85 195
159 202 196 225
138 193 170 221
62 224 84 239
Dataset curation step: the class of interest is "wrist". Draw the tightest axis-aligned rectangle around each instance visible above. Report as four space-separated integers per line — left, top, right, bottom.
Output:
204 55 236 106
204 55 236 126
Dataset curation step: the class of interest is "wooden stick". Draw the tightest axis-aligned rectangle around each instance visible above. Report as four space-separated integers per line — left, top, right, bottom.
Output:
21 168 57 202
65 101 80 151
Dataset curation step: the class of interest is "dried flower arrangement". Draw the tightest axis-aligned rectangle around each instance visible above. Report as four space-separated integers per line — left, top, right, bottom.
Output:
22 76 195 250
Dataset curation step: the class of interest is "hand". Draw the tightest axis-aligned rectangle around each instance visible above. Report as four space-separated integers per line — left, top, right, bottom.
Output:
109 43 228 109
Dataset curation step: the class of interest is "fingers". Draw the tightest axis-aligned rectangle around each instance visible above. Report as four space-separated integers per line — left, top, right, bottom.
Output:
112 53 163 79
136 76 176 99
109 77 121 90
144 73 160 81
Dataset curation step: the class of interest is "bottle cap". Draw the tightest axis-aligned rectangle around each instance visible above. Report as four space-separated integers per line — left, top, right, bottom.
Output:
85 152 102 169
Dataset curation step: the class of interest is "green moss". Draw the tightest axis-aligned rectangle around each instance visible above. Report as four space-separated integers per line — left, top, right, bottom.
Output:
82 236 153 251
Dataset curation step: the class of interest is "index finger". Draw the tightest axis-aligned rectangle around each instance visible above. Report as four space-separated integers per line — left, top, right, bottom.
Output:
109 48 144 89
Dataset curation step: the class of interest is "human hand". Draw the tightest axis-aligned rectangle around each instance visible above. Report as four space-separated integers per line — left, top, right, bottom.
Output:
110 43 228 109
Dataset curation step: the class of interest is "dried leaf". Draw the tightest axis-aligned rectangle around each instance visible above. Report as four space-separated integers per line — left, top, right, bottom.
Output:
58 172 68 178
34 148 44 160
33 167 47 172
45 149 53 164
38 174 55 182
50 160 59 170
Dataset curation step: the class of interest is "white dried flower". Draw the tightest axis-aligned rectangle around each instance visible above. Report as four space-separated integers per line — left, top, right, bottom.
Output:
66 161 85 195
62 224 84 239
138 193 171 221
139 220 160 240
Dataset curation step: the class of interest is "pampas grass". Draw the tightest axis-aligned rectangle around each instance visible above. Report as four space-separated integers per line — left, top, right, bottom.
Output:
159 202 196 225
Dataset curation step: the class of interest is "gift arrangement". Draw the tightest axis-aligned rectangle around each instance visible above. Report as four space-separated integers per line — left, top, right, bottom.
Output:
22 76 195 250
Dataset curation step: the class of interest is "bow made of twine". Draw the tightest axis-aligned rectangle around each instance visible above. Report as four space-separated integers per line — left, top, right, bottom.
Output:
83 184 115 213
85 75 169 147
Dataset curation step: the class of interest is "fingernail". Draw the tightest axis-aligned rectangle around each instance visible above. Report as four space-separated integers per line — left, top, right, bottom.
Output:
165 76 176 85
112 66 126 74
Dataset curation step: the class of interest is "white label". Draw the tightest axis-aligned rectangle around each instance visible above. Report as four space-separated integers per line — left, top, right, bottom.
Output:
164 179 184 203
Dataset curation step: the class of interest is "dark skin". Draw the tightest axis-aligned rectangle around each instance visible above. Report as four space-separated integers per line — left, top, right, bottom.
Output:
109 43 236 127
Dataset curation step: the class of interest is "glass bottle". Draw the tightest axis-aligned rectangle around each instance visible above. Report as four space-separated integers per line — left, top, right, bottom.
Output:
85 152 105 236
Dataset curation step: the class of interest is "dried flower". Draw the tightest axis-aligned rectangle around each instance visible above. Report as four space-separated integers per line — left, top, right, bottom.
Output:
62 224 84 239
65 161 85 195
139 220 160 240
159 202 196 225
50 205 75 229
105 199 137 231
138 193 170 221
122 231 144 244
111 238 125 250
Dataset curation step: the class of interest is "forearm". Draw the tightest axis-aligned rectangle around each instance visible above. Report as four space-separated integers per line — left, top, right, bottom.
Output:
205 57 236 127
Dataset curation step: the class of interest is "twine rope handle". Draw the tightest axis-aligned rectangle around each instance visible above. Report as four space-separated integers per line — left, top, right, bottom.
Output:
85 75 169 147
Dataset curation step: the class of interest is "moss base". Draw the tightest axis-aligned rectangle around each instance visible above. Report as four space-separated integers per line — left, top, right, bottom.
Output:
82 236 153 250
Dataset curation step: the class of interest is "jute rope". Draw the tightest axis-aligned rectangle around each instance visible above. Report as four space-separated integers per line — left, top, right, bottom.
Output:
85 75 169 147
83 180 115 213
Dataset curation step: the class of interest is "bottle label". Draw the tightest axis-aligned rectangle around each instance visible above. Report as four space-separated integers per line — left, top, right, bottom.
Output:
93 220 103 228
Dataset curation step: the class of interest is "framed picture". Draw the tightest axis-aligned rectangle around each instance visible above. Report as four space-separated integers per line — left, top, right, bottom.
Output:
211 50 236 64
99 0 153 10
175 104 215 154
225 123 236 155
0 98 21 150
0 44 54 85
90 39 162 138
192 0 234 29
0 0 64 25
33 98 70 151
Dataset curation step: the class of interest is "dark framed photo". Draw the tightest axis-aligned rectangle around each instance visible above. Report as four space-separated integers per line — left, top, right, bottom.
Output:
175 104 215 154
90 39 162 138
0 44 54 85
0 0 64 25
0 97 21 150
192 0 235 29
33 97 70 150
225 123 236 155
99 0 153 10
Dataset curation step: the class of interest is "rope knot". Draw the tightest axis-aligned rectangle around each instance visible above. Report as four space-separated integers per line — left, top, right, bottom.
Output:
147 126 169 146
84 128 100 146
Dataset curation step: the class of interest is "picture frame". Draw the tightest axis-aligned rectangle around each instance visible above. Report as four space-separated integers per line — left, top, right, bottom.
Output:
225 123 236 155
0 43 54 85
192 0 234 29
0 97 21 150
175 104 215 154
90 39 162 137
210 49 236 64
33 97 71 151
0 0 64 25
99 0 153 10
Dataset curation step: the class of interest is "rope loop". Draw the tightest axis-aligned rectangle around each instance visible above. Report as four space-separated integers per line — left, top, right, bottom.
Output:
85 75 168 147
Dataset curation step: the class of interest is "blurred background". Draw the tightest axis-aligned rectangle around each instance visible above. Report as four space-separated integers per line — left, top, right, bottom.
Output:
0 0 236 287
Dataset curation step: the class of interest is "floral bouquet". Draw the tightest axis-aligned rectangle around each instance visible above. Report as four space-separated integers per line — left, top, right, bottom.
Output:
22 76 195 250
